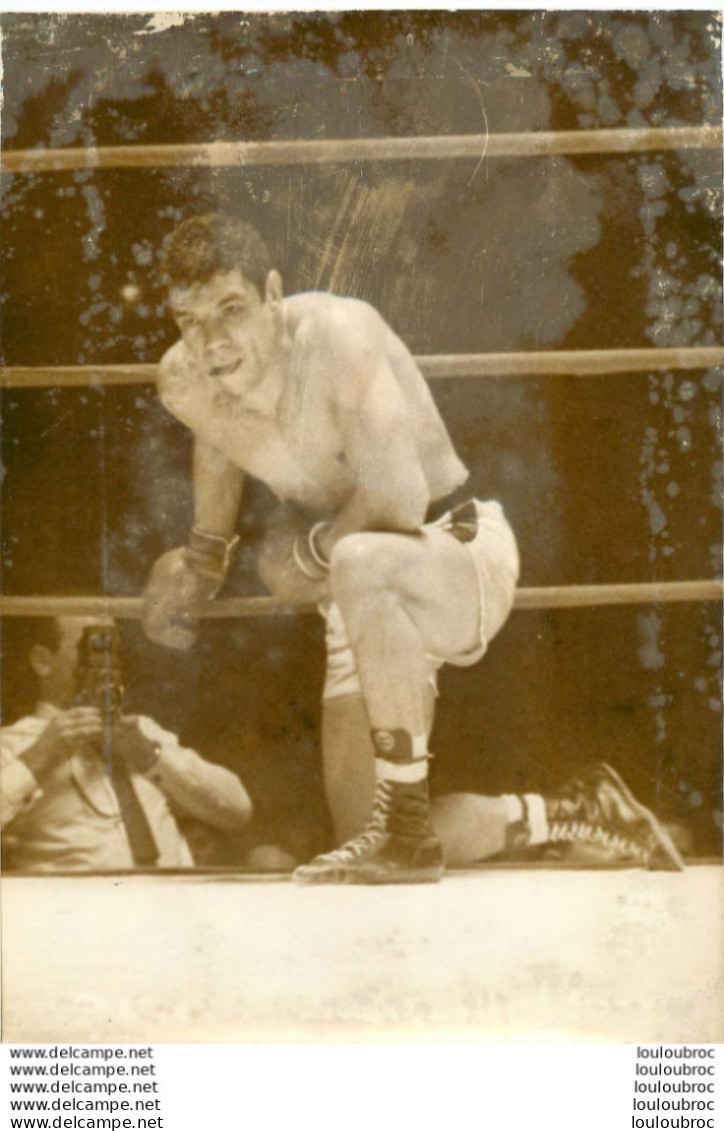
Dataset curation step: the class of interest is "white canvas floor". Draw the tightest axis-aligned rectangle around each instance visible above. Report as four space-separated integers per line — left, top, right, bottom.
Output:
2 864 722 1044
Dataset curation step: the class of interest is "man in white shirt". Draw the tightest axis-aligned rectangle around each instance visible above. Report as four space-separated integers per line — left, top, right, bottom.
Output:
1 615 253 872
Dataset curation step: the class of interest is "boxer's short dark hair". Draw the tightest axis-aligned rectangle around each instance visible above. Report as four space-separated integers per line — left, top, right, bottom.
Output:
165 214 272 292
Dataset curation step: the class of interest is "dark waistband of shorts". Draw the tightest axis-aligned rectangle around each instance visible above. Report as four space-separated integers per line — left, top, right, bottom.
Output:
426 494 480 544
425 484 475 524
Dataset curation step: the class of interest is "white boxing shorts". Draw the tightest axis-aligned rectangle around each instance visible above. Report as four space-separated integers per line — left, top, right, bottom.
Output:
321 498 519 701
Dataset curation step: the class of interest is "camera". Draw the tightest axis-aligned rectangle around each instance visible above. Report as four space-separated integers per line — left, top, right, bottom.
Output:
74 625 125 720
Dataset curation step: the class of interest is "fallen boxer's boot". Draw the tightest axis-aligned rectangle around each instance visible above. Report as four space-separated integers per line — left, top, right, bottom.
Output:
294 778 444 884
544 762 685 870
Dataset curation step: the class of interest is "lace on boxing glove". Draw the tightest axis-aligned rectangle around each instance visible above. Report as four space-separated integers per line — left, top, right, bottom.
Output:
292 521 332 582
184 527 240 589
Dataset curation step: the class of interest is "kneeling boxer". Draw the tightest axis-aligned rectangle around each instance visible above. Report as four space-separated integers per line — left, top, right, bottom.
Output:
141 212 681 884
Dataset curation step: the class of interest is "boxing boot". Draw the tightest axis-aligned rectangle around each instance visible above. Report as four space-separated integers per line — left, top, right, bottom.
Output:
544 762 685 871
294 777 444 884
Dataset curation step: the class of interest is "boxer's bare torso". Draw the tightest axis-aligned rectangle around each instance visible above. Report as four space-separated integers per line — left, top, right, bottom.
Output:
159 285 467 520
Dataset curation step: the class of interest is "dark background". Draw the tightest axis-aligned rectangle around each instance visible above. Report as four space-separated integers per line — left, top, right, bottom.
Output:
1 10 722 859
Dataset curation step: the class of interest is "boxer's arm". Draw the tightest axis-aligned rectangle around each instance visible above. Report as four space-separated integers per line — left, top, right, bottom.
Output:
159 346 245 538
192 438 245 539
316 341 430 559
143 353 245 648
142 443 243 649
332 366 429 535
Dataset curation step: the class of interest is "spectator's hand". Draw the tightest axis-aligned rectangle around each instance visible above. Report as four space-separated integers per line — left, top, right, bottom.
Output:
24 707 103 779
112 716 161 773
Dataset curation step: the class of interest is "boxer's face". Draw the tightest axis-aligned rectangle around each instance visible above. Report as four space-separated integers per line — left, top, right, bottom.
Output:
170 268 283 389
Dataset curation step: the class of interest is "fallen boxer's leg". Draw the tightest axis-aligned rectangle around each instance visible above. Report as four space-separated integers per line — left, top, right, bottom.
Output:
433 763 685 871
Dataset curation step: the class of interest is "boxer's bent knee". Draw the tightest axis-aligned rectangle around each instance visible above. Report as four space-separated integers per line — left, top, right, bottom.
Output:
329 532 410 608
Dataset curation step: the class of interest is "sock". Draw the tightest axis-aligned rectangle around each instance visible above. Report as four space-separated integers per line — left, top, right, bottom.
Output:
524 793 549 845
502 793 529 850
502 793 549 849
502 794 524 824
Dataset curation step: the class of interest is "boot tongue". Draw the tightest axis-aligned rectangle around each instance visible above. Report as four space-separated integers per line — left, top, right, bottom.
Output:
546 774 599 824
386 779 435 840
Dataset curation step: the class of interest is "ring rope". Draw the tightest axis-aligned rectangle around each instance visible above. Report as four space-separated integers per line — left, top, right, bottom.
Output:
1 581 721 620
2 126 721 174
3 127 720 618
2 347 722 390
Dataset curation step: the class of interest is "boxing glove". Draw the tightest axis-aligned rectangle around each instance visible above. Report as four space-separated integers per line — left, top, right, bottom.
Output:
142 528 239 650
257 506 331 605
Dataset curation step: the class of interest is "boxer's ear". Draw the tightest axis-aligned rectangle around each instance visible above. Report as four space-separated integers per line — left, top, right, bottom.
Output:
265 270 283 310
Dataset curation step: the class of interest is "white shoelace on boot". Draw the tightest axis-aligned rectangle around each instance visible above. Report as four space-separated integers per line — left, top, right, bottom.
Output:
547 819 650 865
308 782 395 865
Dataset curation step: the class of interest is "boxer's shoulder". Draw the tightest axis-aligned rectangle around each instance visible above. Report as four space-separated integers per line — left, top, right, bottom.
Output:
286 294 392 412
288 292 386 354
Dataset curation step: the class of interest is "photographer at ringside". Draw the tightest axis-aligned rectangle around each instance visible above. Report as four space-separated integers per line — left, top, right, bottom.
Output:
1 614 255 872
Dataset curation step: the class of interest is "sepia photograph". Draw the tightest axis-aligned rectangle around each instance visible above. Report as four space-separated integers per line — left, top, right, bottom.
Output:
1 8 722 1044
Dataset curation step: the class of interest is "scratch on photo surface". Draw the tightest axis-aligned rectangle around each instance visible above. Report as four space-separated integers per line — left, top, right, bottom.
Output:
327 180 415 297
39 410 72 439
313 178 359 291
451 57 490 187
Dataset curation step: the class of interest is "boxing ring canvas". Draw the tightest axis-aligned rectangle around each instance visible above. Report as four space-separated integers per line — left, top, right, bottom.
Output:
0 10 722 1043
